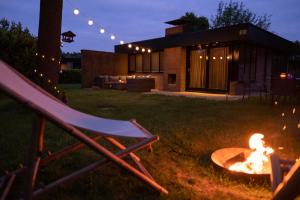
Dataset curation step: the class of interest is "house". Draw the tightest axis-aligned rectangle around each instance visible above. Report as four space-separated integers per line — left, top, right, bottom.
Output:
82 20 299 94
60 53 81 70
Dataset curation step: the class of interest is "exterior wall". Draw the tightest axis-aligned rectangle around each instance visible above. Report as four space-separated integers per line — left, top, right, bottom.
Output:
163 47 186 91
81 50 127 87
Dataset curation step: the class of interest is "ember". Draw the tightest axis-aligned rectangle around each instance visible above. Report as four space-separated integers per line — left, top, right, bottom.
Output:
228 133 274 174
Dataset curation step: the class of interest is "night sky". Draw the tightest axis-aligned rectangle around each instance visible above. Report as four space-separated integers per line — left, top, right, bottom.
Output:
1 0 299 53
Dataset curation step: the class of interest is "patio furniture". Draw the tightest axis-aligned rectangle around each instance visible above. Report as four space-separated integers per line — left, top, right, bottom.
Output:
127 78 155 92
270 154 300 200
0 60 168 199
94 75 126 90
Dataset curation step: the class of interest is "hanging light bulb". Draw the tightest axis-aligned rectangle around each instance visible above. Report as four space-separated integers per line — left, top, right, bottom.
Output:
135 46 139 51
100 28 105 34
51 58 55 61
35 53 38 56
142 48 145 52
128 44 132 48
40 73 43 77
73 9 80 15
42 55 45 59
34 69 37 73
88 20 94 26
147 49 151 53
120 40 124 45
110 35 116 40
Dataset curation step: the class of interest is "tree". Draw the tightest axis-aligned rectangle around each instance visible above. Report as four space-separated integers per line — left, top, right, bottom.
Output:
0 18 37 76
180 12 209 31
211 1 271 30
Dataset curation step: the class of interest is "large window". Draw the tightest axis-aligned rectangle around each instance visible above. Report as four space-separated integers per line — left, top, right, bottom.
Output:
128 51 164 73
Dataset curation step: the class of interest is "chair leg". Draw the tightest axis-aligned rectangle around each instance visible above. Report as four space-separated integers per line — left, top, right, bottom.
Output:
24 115 45 200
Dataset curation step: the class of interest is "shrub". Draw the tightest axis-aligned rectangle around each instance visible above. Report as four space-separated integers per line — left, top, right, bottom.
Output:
59 69 81 84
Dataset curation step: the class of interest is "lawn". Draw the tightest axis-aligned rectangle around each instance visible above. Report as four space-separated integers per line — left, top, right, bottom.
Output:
1 84 300 199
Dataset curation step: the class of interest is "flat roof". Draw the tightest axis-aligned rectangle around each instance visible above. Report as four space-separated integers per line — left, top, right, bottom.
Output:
115 23 299 54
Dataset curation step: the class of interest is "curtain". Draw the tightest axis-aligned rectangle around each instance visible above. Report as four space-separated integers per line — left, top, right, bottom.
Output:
136 54 143 72
143 54 151 72
190 50 207 88
209 47 228 90
129 55 136 72
151 52 159 72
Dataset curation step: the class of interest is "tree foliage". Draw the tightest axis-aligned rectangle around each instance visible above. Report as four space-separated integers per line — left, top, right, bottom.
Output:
180 12 209 31
211 1 271 30
0 18 37 76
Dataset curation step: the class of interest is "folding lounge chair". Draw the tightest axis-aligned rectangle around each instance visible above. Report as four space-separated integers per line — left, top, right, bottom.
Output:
0 60 168 199
270 154 300 200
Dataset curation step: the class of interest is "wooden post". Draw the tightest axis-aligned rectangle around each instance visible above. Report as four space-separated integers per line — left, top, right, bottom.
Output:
37 0 63 84
24 116 45 200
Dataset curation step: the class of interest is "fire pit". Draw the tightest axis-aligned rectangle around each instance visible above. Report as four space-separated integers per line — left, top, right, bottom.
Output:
211 133 273 177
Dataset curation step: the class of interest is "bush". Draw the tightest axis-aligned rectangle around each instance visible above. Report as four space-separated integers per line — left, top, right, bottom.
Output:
59 69 81 84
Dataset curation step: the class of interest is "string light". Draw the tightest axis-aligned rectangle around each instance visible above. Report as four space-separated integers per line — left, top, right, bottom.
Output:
120 40 124 45
298 123 300 128
213 57 216 60
110 35 115 40
88 20 93 26
100 28 105 34
40 73 43 77
35 53 38 56
73 9 80 15
293 108 296 114
34 69 37 73
128 44 132 48
281 113 285 117
142 48 145 52
42 55 45 59
51 58 55 61
200 56 203 59
135 46 139 51
274 101 278 105
220 56 223 60
282 125 286 131
147 49 151 53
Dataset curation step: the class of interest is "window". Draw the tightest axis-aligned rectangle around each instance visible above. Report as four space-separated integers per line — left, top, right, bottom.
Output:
151 52 159 72
136 54 143 72
129 55 135 72
128 51 164 73
143 54 151 72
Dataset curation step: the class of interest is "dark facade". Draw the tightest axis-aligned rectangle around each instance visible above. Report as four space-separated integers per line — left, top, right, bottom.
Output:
115 22 299 94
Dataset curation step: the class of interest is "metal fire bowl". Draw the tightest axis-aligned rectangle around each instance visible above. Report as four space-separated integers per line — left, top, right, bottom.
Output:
211 148 271 180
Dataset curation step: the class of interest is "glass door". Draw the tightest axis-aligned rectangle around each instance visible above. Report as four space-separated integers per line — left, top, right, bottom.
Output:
189 49 207 89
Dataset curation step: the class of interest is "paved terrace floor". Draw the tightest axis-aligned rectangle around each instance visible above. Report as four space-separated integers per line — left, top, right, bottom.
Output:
144 90 244 101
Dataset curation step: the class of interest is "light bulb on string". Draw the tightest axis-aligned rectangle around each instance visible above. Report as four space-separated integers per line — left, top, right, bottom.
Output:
120 40 124 45
110 35 115 40
88 20 94 26
147 49 151 53
73 9 80 15
100 28 105 34
128 44 132 48
135 46 139 51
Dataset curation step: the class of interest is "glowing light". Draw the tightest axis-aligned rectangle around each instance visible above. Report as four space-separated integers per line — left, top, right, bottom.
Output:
281 113 285 117
278 147 284 150
227 56 231 59
34 69 37 73
57 90 60 93
298 123 300 128
135 46 139 51
280 73 287 79
42 55 45 59
54 86 57 90
110 35 115 40
35 53 38 56
142 48 145 52
229 133 274 174
40 73 43 77
274 101 278 105
48 79 51 83
128 44 132 48
120 40 124 45
88 20 94 26
220 56 223 60
283 125 287 131
51 58 55 61
147 49 151 53
213 57 216 60
73 9 80 15
100 28 105 34
200 56 203 59
293 108 296 114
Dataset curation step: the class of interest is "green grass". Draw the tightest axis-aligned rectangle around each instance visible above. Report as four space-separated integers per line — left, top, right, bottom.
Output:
1 84 300 199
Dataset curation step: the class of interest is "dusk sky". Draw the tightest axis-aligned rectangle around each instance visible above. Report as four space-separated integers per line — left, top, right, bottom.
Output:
1 0 299 53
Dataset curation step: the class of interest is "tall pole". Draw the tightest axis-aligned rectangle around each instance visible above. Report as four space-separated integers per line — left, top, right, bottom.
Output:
37 0 63 84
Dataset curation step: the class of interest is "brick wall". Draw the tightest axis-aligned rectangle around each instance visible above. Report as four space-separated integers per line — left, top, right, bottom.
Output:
163 47 186 91
81 50 128 87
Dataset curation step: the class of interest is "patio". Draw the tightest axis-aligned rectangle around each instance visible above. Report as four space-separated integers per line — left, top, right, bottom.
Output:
145 90 243 101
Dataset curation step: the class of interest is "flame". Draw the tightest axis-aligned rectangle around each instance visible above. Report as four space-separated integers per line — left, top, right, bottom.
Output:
229 133 274 174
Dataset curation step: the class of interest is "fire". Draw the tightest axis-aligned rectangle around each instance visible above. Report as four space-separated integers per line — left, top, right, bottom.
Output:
229 133 274 174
